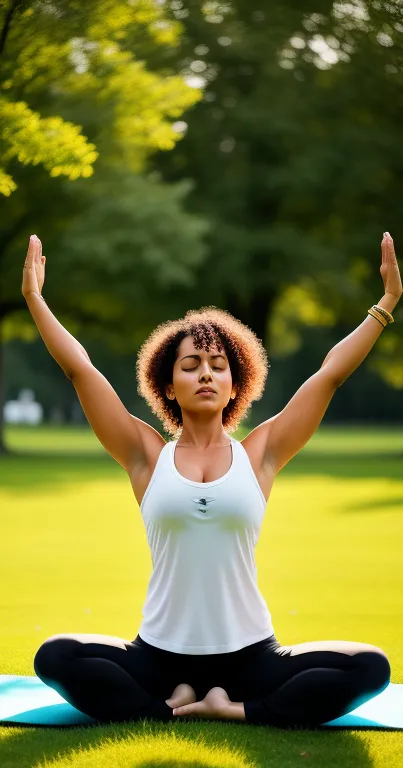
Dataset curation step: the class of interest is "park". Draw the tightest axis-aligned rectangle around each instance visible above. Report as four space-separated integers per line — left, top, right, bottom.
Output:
0 1 402 766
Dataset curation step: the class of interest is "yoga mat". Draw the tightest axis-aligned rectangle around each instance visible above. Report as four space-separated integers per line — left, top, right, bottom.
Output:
0 675 402 728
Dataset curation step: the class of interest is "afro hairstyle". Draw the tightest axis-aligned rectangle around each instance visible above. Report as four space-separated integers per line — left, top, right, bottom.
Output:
136 305 270 439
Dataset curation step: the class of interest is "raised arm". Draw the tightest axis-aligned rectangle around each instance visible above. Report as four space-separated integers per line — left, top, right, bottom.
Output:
250 232 402 475
68 362 160 473
318 232 401 387
22 235 91 379
22 234 155 472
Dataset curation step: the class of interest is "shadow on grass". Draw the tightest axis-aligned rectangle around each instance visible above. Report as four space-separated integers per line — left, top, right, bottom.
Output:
0 447 402 494
0 710 385 768
0 442 399 765
0 452 123 495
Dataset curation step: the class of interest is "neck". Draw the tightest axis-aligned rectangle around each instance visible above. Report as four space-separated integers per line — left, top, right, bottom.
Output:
177 413 231 449
177 430 230 449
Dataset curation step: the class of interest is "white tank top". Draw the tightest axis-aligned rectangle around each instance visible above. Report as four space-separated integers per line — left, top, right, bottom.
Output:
138 436 275 654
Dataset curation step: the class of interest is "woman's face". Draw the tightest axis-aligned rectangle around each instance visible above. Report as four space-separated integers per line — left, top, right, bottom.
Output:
165 335 236 413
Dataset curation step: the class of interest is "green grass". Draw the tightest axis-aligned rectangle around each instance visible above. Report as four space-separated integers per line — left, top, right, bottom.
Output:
1 423 402 767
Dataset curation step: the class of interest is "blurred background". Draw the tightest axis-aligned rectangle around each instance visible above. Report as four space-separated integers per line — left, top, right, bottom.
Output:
1 0 403 450
0 4 403 748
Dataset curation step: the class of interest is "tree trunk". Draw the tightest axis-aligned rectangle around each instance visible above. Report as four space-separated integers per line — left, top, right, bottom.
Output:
0 323 11 456
0 0 25 57
225 289 276 353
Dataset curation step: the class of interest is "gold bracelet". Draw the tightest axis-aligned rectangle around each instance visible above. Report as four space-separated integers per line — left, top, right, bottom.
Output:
368 308 387 327
371 304 394 324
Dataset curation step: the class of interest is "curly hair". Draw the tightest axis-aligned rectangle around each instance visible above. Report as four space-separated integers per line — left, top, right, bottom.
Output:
136 306 270 439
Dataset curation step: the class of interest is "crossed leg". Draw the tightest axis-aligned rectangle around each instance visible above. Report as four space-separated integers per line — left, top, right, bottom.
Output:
239 638 391 728
33 632 179 723
33 633 391 729
173 639 391 727
276 639 389 657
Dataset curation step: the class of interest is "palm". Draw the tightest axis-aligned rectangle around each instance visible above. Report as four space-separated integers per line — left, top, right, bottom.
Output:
34 237 45 293
381 233 402 299
35 256 45 294
22 236 46 297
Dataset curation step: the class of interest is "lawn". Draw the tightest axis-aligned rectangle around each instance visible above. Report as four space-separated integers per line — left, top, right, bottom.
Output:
0 423 402 767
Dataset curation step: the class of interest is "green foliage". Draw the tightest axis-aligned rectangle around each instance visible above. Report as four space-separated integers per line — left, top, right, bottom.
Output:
0 96 98 194
154 0 403 385
2 0 403 449
2 170 210 350
0 0 207 346
0 0 201 195
270 281 337 358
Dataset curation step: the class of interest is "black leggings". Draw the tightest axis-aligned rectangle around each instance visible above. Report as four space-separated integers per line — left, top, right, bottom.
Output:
33 631 391 729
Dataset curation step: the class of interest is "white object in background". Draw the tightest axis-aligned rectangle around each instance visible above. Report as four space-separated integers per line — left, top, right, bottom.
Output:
3 388 43 425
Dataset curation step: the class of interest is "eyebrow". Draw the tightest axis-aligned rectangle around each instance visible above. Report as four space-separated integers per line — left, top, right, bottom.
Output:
180 354 227 362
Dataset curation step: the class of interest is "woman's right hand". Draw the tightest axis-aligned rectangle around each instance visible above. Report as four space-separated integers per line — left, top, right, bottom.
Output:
22 234 46 298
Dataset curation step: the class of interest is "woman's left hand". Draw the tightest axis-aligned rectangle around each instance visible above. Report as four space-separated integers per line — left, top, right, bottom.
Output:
380 232 402 300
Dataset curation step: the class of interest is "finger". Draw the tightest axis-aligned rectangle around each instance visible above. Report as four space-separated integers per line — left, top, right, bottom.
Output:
384 233 397 262
388 238 396 256
382 235 388 263
382 232 392 261
25 236 37 267
36 238 42 263
34 237 42 265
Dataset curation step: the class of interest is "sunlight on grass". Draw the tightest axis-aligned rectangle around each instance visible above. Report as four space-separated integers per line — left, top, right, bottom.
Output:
34 729 256 768
4 424 108 454
1 425 402 767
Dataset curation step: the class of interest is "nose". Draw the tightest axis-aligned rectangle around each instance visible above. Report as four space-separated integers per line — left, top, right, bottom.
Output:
200 369 213 382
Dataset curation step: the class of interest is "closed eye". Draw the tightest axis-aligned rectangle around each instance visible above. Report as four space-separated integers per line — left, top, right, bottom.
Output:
185 366 223 371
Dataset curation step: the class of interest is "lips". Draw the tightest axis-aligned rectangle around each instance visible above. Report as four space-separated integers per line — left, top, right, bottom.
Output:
196 388 216 394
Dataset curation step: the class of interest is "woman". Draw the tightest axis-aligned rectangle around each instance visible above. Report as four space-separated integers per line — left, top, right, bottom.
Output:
23 232 401 728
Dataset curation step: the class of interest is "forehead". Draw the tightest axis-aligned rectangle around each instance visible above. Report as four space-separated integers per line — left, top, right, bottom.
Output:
176 335 226 358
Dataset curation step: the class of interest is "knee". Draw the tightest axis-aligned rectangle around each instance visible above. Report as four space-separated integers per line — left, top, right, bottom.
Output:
356 650 391 693
33 634 79 681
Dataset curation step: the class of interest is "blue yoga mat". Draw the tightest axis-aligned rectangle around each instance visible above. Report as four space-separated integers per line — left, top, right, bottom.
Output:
0 675 402 728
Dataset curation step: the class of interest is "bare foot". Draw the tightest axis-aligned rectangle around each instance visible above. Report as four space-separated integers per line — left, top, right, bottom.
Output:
172 686 232 720
165 683 197 709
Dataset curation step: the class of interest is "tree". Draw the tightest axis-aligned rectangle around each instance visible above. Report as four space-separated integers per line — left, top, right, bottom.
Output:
0 0 199 196
154 0 403 383
0 0 208 454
